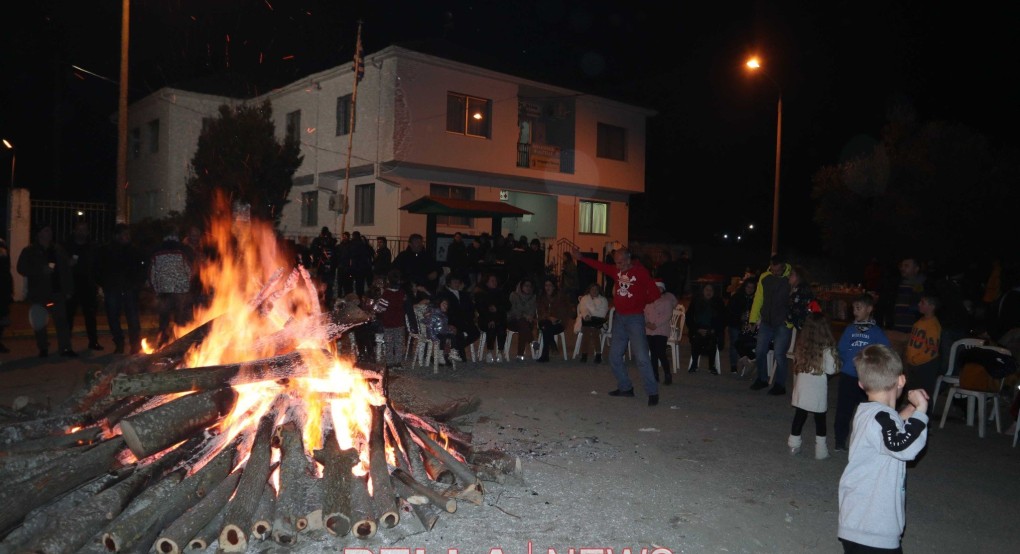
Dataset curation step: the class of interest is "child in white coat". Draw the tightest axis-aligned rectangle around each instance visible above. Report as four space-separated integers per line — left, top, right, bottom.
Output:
788 312 840 460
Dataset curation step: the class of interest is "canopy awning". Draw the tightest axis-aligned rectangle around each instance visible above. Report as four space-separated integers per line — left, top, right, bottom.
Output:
399 195 532 218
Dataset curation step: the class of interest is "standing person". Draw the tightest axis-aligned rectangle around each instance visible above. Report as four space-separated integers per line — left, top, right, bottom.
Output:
310 227 338 306
445 232 468 279
393 233 440 292
507 279 538 360
687 282 726 374
465 237 484 290
749 255 793 395
98 224 146 354
474 273 510 362
893 257 926 334
787 265 818 332
0 238 13 353
149 224 195 348
17 222 75 357
727 278 758 375
527 239 546 285
574 282 609 363
373 237 392 278
535 278 573 362
574 246 662 406
787 312 840 460
838 344 929 552
645 279 678 384
376 269 408 368
903 294 942 406
560 251 580 305
64 221 103 351
834 293 891 452
346 231 374 297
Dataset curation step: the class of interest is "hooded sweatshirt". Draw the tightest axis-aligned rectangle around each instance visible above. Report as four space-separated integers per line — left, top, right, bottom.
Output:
749 263 792 327
837 320 891 377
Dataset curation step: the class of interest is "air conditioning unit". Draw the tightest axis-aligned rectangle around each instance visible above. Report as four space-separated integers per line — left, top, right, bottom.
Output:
328 193 349 214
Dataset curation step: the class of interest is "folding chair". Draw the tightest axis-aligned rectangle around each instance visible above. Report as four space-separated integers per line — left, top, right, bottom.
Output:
931 337 985 416
938 346 1010 438
667 305 686 373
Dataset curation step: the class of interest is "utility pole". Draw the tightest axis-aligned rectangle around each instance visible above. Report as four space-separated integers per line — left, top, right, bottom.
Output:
116 0 130 223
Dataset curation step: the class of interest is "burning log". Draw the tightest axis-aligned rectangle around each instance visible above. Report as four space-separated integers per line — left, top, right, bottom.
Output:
397 410 474 451
0 437 126 534
391 469 457 513
154 470 241 554
0 470 128 554
119 389 237 459
385 408 429 484
109 351 313 399
348 474 377 540
217 409 276 553
0 413 89 445
270 422 311 545
311 431 357 538
368 406 399 530
406 425 479 489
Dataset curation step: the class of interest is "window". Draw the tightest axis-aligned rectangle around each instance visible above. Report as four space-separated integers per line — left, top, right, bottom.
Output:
596 123 626 161
579 201 608 234
301 191 318 227
354 183 375 225
446 92 491 138
147 119 160 153
286 110 302 142
336 94 355 136
129 127 141 160
430 184 474 226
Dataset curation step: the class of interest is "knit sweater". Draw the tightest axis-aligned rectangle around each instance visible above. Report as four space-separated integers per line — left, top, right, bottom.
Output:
838 403 928 549
837 320 891 378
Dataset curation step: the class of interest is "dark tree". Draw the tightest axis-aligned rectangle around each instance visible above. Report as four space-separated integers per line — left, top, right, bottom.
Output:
812 117 1020 275
184 102 303 225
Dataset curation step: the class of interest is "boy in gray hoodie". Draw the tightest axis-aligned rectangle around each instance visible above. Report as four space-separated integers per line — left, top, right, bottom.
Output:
838 344 928 552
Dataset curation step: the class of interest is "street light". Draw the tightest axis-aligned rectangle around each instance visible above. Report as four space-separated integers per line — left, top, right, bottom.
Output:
1 139 13 188
745 56 782 255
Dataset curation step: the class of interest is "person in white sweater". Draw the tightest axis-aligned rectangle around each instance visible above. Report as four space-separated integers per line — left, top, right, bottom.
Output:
838 344 929 552
787 312 840 460
574 283 609 363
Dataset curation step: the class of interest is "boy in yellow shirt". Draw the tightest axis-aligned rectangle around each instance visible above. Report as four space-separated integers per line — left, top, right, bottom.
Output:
904 294 941 410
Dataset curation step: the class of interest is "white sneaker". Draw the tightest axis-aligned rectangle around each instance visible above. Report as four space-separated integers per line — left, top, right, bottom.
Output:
515 355 526 361
448 351 463 362
494 351 503 363
485 352 494 363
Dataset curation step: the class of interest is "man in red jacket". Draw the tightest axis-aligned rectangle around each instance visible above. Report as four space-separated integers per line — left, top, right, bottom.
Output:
574 246 662 406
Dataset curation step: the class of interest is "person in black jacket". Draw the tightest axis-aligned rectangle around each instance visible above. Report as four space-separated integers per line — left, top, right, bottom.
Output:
474 272 510 361
727 278 758 374
393 233 439 292
435 272 480 361
64 221 103 351
17 222 75 357
99 224 147 354
687 282 726 374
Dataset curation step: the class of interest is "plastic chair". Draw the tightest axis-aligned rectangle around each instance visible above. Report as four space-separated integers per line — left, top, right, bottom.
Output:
599 308 632 359
938 345 1010 438
503 330 518 360
475 331 487 361
534 330 568 360
404 314 426 363
931 337 985 416
667 305 686 373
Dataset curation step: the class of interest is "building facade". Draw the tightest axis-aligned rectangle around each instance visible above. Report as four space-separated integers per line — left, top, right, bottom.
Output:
125 45 655 256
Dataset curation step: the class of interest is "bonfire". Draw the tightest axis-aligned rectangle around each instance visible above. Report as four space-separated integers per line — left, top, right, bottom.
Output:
0 207 519 553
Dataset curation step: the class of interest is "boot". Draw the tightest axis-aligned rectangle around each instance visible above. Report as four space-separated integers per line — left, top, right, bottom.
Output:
663 368 672 385
594 353 602 363
787 435 802 456
815 437 830 460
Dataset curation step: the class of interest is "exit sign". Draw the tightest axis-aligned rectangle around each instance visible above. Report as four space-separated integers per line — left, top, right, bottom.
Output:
499 190 509 201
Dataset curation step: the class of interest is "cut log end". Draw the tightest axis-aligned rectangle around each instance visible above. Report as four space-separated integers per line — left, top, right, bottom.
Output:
295 517 308 530
252 519 272 540
187 539 208 550
102 534 119 552
218 524 248 552
379 510 400 529
324 512 351 537
155 538 180 554
353 519 377 540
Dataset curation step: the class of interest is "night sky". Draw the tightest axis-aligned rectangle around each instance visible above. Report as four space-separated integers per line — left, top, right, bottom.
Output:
2 1 1017 255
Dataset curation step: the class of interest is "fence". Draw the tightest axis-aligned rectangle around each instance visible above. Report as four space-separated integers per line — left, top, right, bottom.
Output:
29 199 116 244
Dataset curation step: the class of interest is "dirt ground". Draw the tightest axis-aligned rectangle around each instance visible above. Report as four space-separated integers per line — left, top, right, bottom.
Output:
2 334 1019 554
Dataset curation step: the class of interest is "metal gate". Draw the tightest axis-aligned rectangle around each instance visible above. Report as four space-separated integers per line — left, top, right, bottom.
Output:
29 199 116 244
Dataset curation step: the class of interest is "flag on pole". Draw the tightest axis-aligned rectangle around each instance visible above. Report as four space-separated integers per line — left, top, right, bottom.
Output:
352 33 365 83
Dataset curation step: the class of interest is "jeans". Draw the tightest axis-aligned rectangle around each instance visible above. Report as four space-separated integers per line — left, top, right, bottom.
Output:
754 323 792 387
728 326 742 369
609 312 657 395
105 289 141 352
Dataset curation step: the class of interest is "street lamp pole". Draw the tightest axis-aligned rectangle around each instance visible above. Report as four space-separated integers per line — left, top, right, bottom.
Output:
1 139 13 188
745 57 782 255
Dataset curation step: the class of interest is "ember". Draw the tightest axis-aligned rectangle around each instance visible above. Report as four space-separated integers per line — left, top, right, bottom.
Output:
0 206 520 553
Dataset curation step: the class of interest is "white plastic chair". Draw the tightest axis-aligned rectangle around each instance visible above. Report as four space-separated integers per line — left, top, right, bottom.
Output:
475 331 487 361
931 337 985 416
667 305 686 373
599 308 632 360
534 330 568 360
503 329 519 360
404 314 425 363
938 345 1010 438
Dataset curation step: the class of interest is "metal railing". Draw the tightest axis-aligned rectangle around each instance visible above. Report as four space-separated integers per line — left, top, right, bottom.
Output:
30 200 116 244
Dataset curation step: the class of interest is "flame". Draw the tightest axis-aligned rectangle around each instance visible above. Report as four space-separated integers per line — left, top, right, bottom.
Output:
154 199 380 474
140 339 155 355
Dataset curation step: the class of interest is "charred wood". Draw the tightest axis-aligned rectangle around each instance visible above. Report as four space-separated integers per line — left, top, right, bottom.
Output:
119 389 237 459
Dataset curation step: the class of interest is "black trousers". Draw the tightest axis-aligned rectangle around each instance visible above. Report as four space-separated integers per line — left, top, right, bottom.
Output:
647 335 670 377
66 286 100 344
835 374 867 447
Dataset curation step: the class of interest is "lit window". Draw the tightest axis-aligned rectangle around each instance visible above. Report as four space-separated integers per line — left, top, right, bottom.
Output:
355 183 375 225
579 201 608 234
446 92 491 138
301 191 318 227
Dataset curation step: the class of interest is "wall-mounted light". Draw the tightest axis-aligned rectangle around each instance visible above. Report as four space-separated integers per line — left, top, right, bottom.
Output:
472 112 483 120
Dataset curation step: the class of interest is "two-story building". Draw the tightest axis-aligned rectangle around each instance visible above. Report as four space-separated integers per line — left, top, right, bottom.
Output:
124 44 655 259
